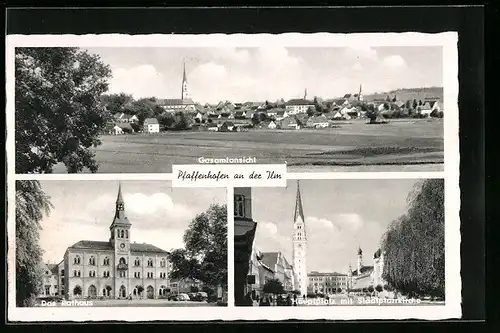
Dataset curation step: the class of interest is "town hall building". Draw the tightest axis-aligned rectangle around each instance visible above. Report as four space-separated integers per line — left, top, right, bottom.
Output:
51 184 171 300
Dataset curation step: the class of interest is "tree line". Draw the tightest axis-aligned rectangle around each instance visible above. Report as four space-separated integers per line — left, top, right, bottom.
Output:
381 179 445 299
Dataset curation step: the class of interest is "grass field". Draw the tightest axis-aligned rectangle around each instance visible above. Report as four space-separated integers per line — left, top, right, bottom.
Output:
54 118 443 173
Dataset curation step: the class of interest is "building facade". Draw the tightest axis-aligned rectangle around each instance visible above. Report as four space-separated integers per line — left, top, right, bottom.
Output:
292 181 308 296
347 247 385 290
285 99 315 115
49 184 171 300
308 271 349 294
143 118 160 133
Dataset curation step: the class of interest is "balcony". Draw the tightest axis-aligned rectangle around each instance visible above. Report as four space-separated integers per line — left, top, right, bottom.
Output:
117 263 128 270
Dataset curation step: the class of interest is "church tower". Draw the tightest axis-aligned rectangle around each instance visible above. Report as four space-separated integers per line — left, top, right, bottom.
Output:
357 247 363 274
292 180 308 296
358 84 363 101
181 62 191 101
110 183 131 297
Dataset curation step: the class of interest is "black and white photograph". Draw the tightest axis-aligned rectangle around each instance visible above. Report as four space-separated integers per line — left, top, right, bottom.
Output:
234 179 445 307
15 45 445 174
14 180 228 308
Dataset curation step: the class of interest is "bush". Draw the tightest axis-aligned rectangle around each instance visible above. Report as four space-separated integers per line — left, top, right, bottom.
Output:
375 285 383 293
368 286 374 293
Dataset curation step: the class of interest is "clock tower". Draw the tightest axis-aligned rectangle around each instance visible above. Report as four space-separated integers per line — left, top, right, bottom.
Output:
292 180 308 296
110 183 131 298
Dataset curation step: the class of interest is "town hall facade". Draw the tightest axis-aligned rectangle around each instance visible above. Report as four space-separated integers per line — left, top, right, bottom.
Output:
53 184 171 300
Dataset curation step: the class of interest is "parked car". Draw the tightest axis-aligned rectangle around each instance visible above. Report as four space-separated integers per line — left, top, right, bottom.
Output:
195 292 208 301
188 293 197 301
168 295 179 301
178 293 190 301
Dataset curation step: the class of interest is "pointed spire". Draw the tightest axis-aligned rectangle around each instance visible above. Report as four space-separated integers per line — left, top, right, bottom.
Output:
294 180 305 223
116 181 124 204
358 246 362 255
182 61 187 83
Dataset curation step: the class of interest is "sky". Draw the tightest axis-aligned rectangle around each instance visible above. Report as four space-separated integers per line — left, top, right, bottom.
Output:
251 179 422 274
38 181 226 264
84 46 443 104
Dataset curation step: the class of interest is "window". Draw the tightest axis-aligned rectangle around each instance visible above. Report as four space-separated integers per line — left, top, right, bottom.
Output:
61 269 65 277
103 257 110 266
121 230 125 238
147 272 154 279
89 270 96 277
119 257 126 265
147 259 153 267
159 272 166 279
103 271 110 278
160 259 166 267
89 256 95 265
125 230 128 238
119 271 126 278
234 195 245 217
74 255 81 265
134 272 141 278
134 258 140 266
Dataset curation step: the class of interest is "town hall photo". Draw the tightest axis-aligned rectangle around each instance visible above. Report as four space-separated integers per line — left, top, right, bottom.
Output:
15 180 228 307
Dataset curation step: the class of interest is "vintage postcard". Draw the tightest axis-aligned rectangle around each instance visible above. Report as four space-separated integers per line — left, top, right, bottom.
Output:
6 32 460 321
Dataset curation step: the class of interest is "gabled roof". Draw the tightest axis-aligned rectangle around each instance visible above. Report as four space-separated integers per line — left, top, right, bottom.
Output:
116 123 134 131
158 98 195 106
46 263 59 275
130 242 169 254
260 252 279 270
308 115 328 123
352 265 374 276
144 118 159 124
374 248 382 259
69 240 113 251
281 117 298 126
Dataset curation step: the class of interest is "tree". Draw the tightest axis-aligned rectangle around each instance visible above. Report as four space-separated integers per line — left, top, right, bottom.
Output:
413 99 418 109
382 179 445 299
190 286 199 293
262 278 285 295
16 47 112 173
169 204 227 289
419 100 423 106
375 284 383 293
129 98 156 125
366 104 379 124
16 180 53 306
306 106 316 117
158 112 175 129
368 285 374 293
100 93 134 115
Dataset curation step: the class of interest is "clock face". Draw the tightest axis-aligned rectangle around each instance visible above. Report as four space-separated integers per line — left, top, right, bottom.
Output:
119 242 126 249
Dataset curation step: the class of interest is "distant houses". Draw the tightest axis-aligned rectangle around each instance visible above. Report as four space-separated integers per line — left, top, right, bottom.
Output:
285 99 315 115
144 118 160 133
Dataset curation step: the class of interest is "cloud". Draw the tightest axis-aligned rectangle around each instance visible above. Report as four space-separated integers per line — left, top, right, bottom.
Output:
352 63 363 71
109 64 166 98
210 47 251 64
382 55 407 68
344 46 378 60
84 192 194 230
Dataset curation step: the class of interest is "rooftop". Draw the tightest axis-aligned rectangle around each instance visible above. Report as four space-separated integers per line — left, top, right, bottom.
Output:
68 240 169 254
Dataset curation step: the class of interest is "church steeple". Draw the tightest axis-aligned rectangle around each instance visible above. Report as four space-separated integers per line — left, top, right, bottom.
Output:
294 180 305 224
181 61 191 101
110 182 131 246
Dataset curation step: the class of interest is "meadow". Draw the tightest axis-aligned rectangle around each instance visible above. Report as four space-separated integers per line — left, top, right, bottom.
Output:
54 118 444 173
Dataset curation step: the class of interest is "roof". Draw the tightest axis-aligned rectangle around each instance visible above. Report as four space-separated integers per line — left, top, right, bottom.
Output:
116 123 134 130
352 265 374 276
343 94 352 99
286 99 314 106
281 117 298 126
235 219 257 237
277 110 287 116
335 99 347 105
130 242 169 254
46 263 59 275
374 248 382 259
158 98 195 106
144 118 159 124
222 121 235 126
68 240 168 253
308 271 347 277
260 252 279 270
308 115 328 123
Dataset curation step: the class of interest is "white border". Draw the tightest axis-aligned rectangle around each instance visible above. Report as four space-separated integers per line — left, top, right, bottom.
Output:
6 32 460 321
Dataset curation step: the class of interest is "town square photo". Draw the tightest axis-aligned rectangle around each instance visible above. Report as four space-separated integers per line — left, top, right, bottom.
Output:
13 40 448 174
13 180 228 307
234 179 446 307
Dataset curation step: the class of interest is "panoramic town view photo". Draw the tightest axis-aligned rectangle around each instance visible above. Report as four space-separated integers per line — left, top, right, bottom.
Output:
234 179 445 306
15 46 444 174
15 180 228 307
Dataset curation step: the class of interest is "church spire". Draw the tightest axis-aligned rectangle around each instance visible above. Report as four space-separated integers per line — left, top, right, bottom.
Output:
111 182 130 227
294 180 305 223
182 61 187 84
